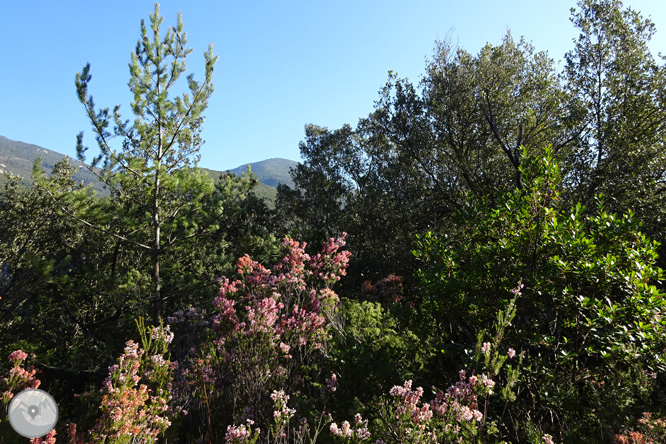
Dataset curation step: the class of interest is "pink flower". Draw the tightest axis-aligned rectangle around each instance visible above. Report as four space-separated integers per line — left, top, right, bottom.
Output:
150 325 174 344
542 434 555 444
29 429 56 444
508 348 516 359
480 374 495 393
481 342 491 355
458 406 474 421
326 373 338 392
279 342 291 357
340 421 352 437
354 413 363 425
8 350 28 363
225 424 251 443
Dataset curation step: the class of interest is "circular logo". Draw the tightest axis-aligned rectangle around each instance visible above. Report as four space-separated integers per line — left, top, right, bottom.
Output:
7 389 59 438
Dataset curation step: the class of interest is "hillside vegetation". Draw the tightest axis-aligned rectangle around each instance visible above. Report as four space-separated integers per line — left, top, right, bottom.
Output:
2 1 666 443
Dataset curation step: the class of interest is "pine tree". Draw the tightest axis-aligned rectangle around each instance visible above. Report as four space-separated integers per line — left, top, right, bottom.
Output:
72 4 220 320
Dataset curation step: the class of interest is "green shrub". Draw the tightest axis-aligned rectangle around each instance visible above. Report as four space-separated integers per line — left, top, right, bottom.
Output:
413 146 666 443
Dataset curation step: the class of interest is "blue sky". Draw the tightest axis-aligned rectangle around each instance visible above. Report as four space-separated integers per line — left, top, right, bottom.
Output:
2 1 665 172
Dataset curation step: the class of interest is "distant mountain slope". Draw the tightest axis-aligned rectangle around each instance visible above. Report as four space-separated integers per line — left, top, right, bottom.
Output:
228 158 297 189
0 135 109 195
0 135 298 206
198 158 298 207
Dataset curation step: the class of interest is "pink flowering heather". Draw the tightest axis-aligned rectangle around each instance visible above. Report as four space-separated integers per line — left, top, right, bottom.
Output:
479 374 495 394
279 341 291 358
87 339 172 442
326 373 338 392
29 429 56 444
360 274 407 306
542 434 555 444
178 234 350 438
150 324 174 344
269 390 297 439
226 383 340 444
1 349 41 405
344 371 496 444
510 282 524 296
614 412 666 444
66 322 175 444
8 349 28 363
330 414 371 442
508 348 516 359
225 419 260 444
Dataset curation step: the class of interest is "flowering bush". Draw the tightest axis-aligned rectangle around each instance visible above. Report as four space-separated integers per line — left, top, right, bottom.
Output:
66 319 175 444
330 356 525 444
329 285 529 444
1 349 46 440
173 234 350 442
361 274 406 306
329 413 371 442
223 381 339 444
614 412 666 444
1 349 41 405
1 320 174 444
30 429 57 444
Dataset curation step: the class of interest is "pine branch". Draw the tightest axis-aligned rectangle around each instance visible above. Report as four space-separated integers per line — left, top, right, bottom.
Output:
41 185 152 251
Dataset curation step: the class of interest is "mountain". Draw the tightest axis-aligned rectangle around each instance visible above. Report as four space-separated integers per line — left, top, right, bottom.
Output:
228 158 297 189
0 135 109 195
0 135 297 205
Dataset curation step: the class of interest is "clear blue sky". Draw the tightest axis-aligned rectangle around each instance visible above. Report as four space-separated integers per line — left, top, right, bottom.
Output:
2 1 665 172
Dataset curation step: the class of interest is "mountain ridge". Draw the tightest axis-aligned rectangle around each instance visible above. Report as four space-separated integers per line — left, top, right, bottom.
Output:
0 135 297 204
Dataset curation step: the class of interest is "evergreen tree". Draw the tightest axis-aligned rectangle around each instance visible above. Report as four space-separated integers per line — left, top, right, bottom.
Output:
72 4 219 320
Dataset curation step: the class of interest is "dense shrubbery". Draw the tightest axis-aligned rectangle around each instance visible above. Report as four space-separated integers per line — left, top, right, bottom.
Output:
412 147 666 442
4 148 666 443
3 0 666 442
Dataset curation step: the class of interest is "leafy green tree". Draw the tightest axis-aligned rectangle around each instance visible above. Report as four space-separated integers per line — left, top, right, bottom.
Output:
564 0 666 241
413 146 666 443
72 4 219 319
279 30 569 291
274 124 352 243
367 31 569 212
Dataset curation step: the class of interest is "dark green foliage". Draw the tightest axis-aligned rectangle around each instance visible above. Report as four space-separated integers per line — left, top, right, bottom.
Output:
413 147 666 443
563 0 666 257
328 295 430 423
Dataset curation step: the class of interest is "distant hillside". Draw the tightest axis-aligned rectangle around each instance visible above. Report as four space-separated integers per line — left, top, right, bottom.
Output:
197 158 297 207
0 135 109 195
228 158 297 189
0 135 298 206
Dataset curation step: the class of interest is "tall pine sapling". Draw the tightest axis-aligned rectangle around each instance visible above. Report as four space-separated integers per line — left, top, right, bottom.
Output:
70 3 220 319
